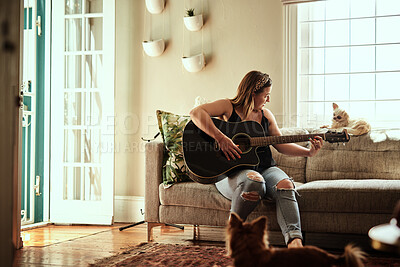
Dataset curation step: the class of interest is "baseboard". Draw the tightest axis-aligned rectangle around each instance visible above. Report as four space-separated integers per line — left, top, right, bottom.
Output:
21 222 52 231
114 195 145 223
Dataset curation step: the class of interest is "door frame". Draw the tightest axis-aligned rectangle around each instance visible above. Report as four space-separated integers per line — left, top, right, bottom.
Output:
42 0 51 223
0 0 23 262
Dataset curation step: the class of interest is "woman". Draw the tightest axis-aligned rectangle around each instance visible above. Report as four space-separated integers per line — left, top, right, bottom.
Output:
189 71 323 248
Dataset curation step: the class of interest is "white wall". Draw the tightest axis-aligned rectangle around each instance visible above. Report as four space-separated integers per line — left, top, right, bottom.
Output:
114 0 284 205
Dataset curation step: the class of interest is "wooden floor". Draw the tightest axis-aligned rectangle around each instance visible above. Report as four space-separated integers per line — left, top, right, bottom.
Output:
14 222 226 266
14 223 400 266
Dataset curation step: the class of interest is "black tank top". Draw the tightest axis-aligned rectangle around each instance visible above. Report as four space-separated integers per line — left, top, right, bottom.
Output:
227 104 276 172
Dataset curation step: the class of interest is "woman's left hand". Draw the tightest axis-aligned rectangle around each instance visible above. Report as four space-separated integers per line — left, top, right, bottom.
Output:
308 136 324 157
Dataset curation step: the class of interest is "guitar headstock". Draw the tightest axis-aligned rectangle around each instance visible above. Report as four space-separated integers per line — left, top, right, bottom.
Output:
325 129 350 143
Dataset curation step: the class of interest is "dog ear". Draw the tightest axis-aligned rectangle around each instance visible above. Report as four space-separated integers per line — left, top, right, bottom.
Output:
333 103 339 110
229 212 243 228
251 216 267 234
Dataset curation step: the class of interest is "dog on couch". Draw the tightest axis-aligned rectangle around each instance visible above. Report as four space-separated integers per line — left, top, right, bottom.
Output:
226 213 366 267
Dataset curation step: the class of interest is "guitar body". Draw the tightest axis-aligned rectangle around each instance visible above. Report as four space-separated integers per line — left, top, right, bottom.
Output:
183 119 266 184
183 119 350 184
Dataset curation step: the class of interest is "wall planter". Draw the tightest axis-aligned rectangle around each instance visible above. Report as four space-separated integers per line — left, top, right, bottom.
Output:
184 14 203 31
145 0 165 14
182 7 206 69
142 39 165 57
182 53 205 72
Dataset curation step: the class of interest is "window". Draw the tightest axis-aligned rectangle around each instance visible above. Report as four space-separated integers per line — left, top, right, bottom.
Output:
294 0 400 128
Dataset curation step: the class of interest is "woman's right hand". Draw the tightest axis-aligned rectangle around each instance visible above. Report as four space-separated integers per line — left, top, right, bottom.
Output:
216 135 242 161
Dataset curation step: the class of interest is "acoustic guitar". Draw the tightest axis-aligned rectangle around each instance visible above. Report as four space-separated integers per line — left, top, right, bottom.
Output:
182 119 350 184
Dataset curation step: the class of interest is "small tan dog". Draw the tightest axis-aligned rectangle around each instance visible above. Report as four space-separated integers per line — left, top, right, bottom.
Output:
321 103 371 136
226 213 366 267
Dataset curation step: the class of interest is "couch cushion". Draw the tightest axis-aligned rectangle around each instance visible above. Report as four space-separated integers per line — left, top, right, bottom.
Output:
159 182 231 211
306 129 400 182
160 181 304 212
160 179 399 220
296 179 400 213
271 128 309 183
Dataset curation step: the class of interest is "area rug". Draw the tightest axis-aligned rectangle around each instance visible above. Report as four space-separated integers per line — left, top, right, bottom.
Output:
89 242 231 266
89 242 400 267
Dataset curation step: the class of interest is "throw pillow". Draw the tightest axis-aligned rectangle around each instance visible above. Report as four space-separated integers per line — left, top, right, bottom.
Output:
156 110 192 187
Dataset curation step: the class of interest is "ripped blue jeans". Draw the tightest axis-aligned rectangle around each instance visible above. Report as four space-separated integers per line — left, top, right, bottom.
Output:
215 166 302 245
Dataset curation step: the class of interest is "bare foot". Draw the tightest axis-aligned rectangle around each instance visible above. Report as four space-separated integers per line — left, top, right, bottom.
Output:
287 238 303 248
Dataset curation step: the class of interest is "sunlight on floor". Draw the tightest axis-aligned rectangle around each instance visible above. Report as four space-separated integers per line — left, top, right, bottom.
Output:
21 224 122 246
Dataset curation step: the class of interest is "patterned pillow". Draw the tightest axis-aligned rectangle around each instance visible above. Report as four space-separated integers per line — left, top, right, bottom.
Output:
156 110 192 187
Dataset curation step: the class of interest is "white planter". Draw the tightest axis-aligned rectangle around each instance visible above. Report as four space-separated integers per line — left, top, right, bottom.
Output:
145 0 165 14
182 53 205 73
142 39 165 57
184 14 203 31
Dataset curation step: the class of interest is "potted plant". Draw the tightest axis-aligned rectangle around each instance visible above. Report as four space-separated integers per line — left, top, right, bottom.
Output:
182 53 205 73
142 39 165 57
183 8 203 32
186 8 195 17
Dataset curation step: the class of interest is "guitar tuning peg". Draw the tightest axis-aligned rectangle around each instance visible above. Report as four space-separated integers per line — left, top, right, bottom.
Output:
342 143 346 146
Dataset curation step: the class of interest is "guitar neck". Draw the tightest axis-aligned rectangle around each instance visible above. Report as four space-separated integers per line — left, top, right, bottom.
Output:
250 133 325 147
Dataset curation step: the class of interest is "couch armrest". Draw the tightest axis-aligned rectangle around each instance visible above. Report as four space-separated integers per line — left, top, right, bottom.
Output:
145 141 164 223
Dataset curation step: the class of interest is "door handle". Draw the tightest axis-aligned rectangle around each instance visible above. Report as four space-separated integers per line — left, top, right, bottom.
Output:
36 16 41 36
19 84 24 109
33 176 41 196
20 80 32 109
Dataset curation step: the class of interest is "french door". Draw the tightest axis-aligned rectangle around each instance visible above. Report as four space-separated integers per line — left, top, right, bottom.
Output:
50 0 115 224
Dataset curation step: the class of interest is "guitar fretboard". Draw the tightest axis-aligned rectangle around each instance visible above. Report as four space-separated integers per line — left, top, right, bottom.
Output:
250 133 326 147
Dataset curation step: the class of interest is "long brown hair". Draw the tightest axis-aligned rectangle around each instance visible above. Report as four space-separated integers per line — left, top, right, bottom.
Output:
230 71 272 120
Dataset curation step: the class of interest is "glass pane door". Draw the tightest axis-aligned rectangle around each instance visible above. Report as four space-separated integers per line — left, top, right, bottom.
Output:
50 0 115 224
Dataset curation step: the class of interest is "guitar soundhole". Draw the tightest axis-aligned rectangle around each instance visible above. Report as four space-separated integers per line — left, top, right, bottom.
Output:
232 133 252 154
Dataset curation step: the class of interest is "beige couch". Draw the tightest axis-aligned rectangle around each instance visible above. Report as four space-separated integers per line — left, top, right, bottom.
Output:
145 128 400 249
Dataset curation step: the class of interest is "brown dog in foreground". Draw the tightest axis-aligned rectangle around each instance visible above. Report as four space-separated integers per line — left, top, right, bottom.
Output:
226 213 366 267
